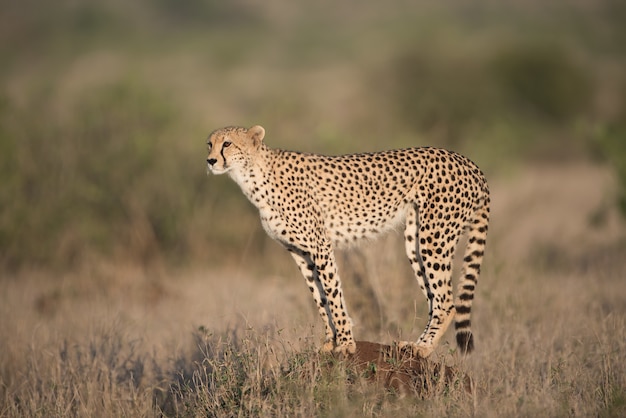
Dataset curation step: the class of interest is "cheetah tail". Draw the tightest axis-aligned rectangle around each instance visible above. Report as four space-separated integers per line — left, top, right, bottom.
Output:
455 194 490 354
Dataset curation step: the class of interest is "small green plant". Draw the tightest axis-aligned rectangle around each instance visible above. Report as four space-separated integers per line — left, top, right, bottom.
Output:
593 123 626 219
491 42 592 122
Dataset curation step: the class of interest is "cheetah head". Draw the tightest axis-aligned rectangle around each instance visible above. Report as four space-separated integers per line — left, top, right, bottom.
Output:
206 125 265 175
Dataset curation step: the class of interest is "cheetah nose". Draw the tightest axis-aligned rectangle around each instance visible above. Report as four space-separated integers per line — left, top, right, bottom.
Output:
207 158 217 166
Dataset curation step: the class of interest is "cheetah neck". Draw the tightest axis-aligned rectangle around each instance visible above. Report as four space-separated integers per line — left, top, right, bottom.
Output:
227 145 276 209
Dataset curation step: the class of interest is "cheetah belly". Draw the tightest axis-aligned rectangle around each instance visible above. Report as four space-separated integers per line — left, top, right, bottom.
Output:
325 204 408 248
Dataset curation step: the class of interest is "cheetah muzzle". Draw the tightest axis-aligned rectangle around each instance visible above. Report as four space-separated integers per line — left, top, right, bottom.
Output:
206 125 490 357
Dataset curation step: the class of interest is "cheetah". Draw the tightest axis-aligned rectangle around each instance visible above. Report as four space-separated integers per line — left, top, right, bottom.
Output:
206 125 490 357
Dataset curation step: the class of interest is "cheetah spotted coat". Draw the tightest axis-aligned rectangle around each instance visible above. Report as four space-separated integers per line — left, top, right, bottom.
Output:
206 125 490 357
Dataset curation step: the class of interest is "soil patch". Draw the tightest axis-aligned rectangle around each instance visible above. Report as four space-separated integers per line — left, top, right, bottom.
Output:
332 341 471 396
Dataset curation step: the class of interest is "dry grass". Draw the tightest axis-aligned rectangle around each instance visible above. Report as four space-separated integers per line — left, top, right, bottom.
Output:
1 164 625 417
2 1 625 415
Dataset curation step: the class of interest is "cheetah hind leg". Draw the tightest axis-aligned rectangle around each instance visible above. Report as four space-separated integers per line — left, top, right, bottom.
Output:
397 306 456 358
397 203 457 358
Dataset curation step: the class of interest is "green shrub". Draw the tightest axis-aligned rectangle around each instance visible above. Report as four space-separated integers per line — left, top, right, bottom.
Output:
386 50 497 146
491 42 592 122
0 81 184 268
595 125 626 218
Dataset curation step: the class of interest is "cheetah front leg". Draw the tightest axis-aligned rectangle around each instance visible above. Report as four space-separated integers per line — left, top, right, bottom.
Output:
287 249 335 352
318 249 356 355
287 246 356 355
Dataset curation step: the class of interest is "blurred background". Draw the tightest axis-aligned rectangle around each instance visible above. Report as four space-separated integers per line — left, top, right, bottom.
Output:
3 4 626 414
1 0 625 273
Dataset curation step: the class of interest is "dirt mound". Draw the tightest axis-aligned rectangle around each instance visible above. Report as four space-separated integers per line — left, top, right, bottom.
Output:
332 341 471 396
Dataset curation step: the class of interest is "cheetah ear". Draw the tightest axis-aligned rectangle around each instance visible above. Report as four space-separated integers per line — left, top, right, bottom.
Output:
247 125 265 148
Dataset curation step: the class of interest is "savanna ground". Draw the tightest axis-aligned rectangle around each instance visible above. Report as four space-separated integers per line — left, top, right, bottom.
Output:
2 1 626 417
2 163 625 417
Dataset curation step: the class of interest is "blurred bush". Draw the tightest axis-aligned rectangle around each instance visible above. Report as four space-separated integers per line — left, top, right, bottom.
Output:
387 50 496 146
593 85 626 219
0 81 229 269
1 0 625 271
601 128 626 217
491 42 592 122
0 76 276 271
382 40 597 164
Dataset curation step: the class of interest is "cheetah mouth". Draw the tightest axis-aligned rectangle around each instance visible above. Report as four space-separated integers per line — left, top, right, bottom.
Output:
207 165 230 175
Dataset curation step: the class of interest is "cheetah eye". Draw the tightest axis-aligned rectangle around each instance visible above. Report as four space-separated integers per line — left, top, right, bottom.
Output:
207 142 212 151
223 141 232 148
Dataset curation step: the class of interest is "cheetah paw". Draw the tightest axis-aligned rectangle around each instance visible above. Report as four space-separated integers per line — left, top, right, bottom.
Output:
320 339 336 353
334 341 357 356
396 341 433 358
